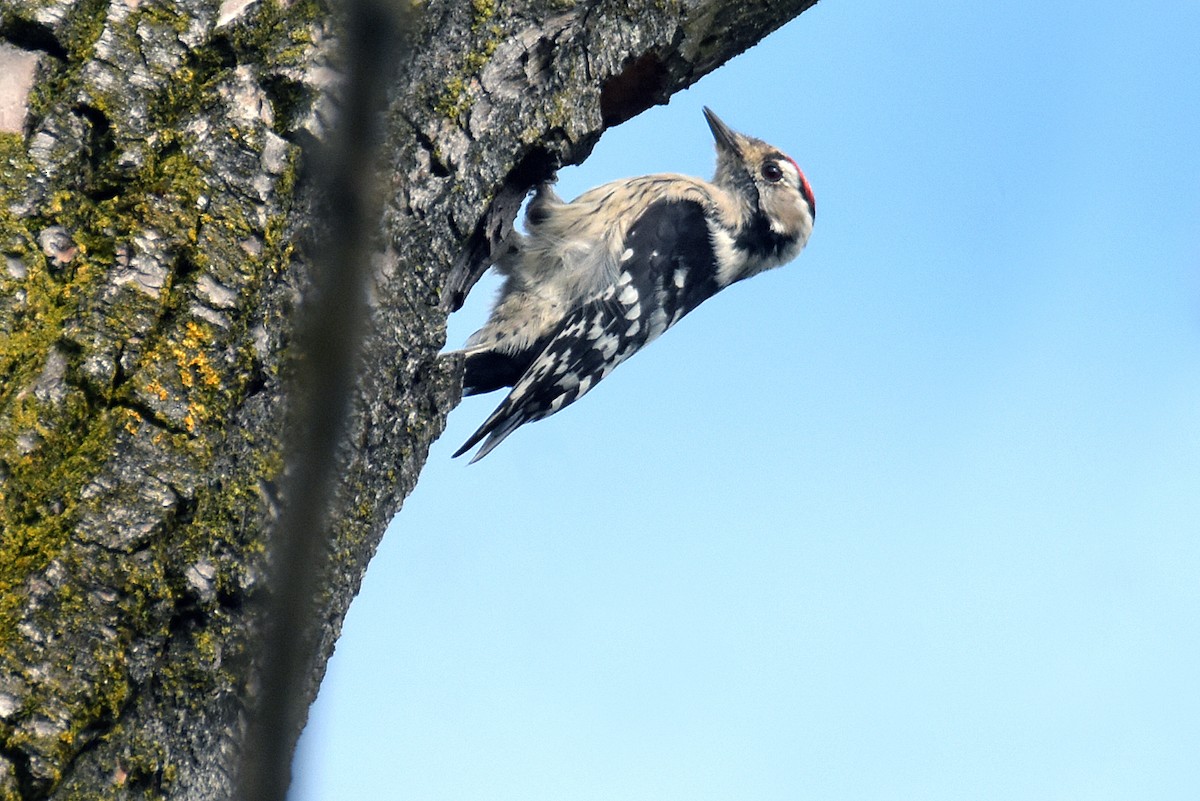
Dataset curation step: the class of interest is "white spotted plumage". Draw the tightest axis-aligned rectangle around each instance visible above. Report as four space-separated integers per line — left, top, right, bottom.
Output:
452 108 816 462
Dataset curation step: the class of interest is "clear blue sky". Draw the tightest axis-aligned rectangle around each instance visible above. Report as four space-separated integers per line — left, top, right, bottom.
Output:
292 1 1200 798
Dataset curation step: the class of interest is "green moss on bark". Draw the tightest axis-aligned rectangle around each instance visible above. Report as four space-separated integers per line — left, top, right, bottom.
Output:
0 0 318 792
434 0 506 121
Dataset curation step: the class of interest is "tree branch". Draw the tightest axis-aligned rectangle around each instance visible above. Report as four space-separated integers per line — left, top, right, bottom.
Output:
0 0 818 797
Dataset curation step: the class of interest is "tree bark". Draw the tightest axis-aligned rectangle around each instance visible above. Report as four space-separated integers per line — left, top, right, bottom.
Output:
0 0 817 797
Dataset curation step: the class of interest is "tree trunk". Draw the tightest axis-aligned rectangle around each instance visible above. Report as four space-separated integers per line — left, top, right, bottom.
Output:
0 0 817 797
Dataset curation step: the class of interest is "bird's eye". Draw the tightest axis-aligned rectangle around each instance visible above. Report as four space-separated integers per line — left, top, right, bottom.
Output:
761 162 783 183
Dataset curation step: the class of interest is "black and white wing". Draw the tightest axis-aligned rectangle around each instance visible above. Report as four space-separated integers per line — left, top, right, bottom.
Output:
455 199 723 462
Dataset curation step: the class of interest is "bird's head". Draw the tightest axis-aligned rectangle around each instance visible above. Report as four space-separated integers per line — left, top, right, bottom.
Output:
704 107 815 247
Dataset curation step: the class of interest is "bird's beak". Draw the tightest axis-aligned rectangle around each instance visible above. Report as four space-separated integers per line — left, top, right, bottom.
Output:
703 107 741 154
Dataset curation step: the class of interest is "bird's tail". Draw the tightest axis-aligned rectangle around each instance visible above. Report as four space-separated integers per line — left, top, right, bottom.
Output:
459 348 529 396
453 405 526 463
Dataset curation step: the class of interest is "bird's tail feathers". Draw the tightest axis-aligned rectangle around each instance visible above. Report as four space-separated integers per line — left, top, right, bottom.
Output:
465 415 524 464
453 403 525 462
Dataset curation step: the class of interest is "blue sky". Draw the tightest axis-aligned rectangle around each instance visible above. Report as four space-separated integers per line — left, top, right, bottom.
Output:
292 1 1200 798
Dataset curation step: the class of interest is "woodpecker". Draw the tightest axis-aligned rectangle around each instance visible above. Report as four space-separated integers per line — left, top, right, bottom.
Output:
453 107 816 462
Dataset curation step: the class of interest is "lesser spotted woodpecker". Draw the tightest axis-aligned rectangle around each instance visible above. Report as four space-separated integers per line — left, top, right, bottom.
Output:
453 107 816 462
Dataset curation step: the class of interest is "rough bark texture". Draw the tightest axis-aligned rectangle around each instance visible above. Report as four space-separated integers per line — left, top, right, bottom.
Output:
0 0 817 798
